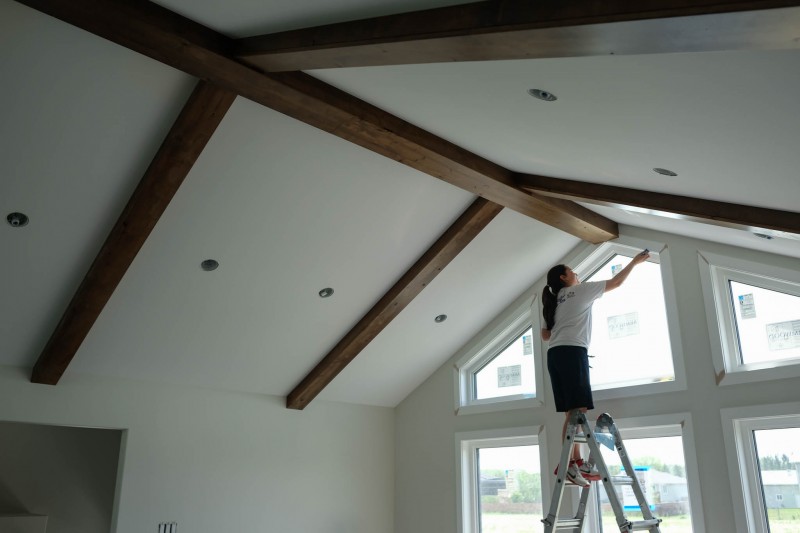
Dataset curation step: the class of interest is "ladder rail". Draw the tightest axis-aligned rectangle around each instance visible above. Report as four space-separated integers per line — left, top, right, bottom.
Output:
581 413 636 532
542 412 583 530
604 414 659 523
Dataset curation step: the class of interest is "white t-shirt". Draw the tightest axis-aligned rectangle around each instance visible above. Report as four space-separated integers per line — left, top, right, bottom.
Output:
548 281 606 349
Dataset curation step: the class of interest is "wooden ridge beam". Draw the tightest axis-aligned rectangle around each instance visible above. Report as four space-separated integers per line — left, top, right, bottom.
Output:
235 0 800 71
16 0 618 244
287 198 503 410
515 173 800 239
31 81 237 385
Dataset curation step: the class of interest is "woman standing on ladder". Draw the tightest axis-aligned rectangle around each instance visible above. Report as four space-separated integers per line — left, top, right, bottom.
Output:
541 249 650 487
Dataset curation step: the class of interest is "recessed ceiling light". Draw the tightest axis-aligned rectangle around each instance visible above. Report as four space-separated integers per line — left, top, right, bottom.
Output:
653 168 678 177
434 314 447 323
528 88 557 102
319 287 334 298
200 259 219 271
6 212 29 227
753 232 774 240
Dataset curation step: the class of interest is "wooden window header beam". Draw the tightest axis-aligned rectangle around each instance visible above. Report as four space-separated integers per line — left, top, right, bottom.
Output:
516 173 800 240
236 0 800 71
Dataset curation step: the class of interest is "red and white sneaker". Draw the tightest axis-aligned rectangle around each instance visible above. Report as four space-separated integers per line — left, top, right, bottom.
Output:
555 460 591 488
566 462 591 488
576 458 601 481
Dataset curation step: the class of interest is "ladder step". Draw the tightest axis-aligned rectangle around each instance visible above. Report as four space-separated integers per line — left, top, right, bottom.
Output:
628 518 662 530
573 435 588 443
609 475 636 485
554 518 582 531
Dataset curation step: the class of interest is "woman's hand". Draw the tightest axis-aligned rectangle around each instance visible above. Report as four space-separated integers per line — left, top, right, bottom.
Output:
633 249 650 264
605 249 650 292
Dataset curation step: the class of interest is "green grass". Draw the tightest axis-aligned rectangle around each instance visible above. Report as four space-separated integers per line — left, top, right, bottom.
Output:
767 508 800 533
481 511 800 532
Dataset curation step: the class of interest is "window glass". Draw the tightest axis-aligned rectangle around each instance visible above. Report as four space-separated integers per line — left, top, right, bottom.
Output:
754 427 800 533
730 281 800 365
585 254 675 389
477 444 542 532
473 328 536 400
595 435 692 532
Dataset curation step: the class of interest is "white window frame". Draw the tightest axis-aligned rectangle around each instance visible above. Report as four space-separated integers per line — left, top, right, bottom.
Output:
721 402 800 533
456 425 549 533
582 412 706 533
698 250 800 385
454 292 544 415
546 237 687 400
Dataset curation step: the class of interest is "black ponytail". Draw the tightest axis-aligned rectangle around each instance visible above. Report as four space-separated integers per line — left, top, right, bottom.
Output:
542 264 567 331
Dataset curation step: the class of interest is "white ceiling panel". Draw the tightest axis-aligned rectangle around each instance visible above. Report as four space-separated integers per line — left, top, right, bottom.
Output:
3 0 798 408
68 96 475 394
1 0 194 368
320 209 580 406
311 51 800 213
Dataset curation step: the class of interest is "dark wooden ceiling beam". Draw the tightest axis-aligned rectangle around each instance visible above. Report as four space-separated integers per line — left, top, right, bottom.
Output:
287 198 503 410
15 0 618 244
516 173 800 239
31 81 236 385
236 0 800 71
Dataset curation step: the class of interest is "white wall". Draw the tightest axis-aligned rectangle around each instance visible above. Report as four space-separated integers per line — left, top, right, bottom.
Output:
0 422 121 533
395 226 800 533
0 367 394 533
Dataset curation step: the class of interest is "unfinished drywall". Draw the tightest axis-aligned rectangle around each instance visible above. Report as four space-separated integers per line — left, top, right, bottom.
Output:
394 226 800 533
0 369 394 533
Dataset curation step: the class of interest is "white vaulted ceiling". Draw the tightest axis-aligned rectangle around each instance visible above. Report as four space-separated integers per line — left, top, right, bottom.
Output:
2 0 798 407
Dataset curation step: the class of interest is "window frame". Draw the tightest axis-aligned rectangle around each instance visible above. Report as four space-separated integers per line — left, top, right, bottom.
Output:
721 402 800 533
549 238 687 400
582 412 706 533
698 250 800 385
455 425 549 533
454 293 545 415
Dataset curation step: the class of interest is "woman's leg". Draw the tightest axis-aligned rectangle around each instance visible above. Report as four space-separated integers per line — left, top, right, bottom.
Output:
562 408 588 463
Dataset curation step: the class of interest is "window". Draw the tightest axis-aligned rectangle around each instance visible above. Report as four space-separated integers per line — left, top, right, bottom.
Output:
699 251 800 385
473 327 535 401
595 434 692 532
457 427 548 533
456 296 543 414
585 414 705 533
583 252 674 389
564 241 684 398
722 404 800 533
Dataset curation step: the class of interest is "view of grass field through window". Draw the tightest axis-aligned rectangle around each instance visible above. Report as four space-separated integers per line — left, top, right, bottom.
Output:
595 435 691 532
478 444 541 533
755 427 800 533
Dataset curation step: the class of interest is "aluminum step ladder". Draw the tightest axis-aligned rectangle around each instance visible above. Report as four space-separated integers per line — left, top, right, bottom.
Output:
542 411 662 533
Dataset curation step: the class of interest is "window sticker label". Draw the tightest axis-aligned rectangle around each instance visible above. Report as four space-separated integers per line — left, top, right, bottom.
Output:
766 320 800 351
522 334 532 355
608 312 640 339
622 467 655 511
611 264 623 275
738 293 756 319
497 365 521 387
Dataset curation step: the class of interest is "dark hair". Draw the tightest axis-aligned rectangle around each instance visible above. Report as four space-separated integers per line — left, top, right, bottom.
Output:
542 264 567 331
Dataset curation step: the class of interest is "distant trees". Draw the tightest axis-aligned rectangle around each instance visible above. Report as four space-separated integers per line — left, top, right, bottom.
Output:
606 456 685 478
759 454 798 470
511 471 541 503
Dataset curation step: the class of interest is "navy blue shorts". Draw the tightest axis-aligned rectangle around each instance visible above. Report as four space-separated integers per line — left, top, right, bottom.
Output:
547 345 594 412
